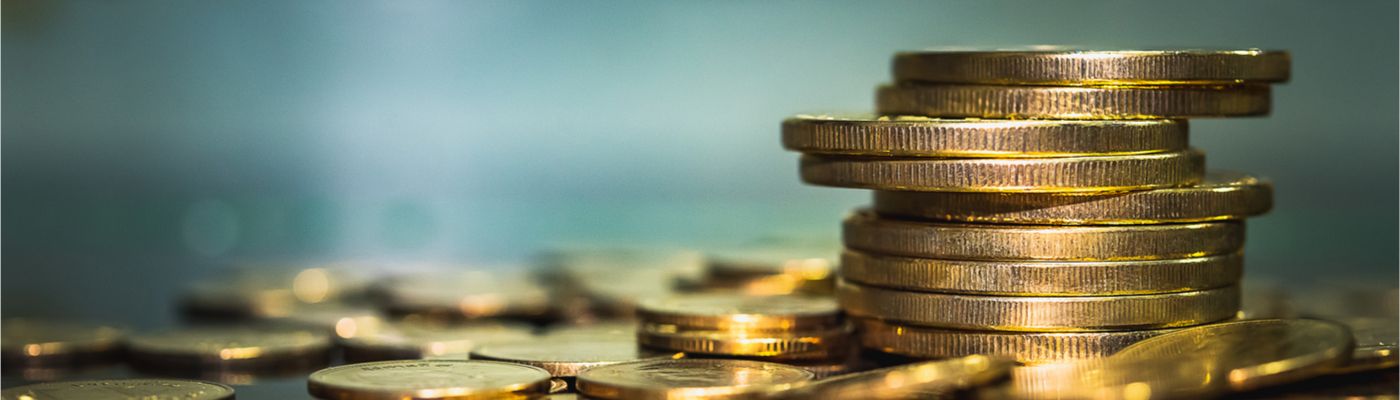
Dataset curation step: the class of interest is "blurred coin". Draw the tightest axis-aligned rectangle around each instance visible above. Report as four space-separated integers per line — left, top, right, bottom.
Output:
892 49 1290 85
1332 318 1399 374
844 211 1243 261
638 323 851 361
1295 281 1400 319
0 378 234 400
471 337 678 377
783 114 1186 158
259 303 385 339
377 270 551 321
857 318 1171 364
127 326 330 372
540 247 705 319
876 83 1270 119
307 360 552 400
765 355 1011 399
872 171 1272 225
178 265 373 320
1 319 124 369
576 359 814 400
540 321 637 339
637 294 842 332
338 321 536 362
703 244 838 295
802 150 1203 193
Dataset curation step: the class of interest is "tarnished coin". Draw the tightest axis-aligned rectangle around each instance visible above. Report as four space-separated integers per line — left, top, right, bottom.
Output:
1333 318 1399 374
876 83 1271 119
470 337 677 377
638 323 851 361
872 171 1273 225
844 212 1243 261
377 270 551 321
841 250 1242 296
307 360 553 400
1 319 125 368
338 321 537 363
1 379 235 400
127 326 330 371
783 114 1187 157
892 49 1291 85
637 294 842 332
765 355 1011 399
857 318 1171 364
838 280 1239 332
576 359 814 400
801 150 1204 193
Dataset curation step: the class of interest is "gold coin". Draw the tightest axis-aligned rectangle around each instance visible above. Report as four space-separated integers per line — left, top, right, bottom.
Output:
872 170 1273 225
782 114 1187 158
766 355 1011 399
576 359 814 400
1332 318 1399 374
840 250 1242 296
844 212 1243 261
1 379 235 400
637 294 842 332
307 360 553 400
127 326 330 371
838 280 1239 332
179 266 373 320
703 244 838 295
378 270 551 321
877 83 1270 119
470 337 678 377
637 323 851 361
892 49 1290 86
261 304 385 339
856 318 1172 364
338 321 536 363
801 150 1203 193
1 319 125 368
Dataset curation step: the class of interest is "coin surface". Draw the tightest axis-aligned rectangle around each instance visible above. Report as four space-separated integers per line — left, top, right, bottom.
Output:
638 323 851 361
876 83 1271 119
127 326 330 370
857 318 1171 364
844 212 1243 261
838 280 1239 332
872 171 1273 225
1333 318 1399 374
1 379 235 400
307 360 553 400
801 150 1204 193
782 114 1187 158
576 359 814 400
1 319 125 368
840 250 1242 296
470 337 677 377
338 321 537 362
892 49 1291 85
637 294 842 332
766 355 1011 399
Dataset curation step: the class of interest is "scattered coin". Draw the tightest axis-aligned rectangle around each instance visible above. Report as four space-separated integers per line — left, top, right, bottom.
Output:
376 270 551 321
702 244 838 295
892 49 1290 85
338 321 536 362
470 337 678 377
801 150 1205 193
1 378 235 400
876 83 1271 119
638 322 851 361
637 294 842 332
126 326 330 373
1 319 125 369
576 359 814 400
765 354 1012 399
1331 318 1399 374
307 360 553 400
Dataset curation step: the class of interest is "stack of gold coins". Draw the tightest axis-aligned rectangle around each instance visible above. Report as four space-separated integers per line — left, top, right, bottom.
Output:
633 294 853 372
782 49 1289 364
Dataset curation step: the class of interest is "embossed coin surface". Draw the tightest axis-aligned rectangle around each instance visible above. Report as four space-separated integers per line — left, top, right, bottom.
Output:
637 294 841 331
127 326 330 370
577 359 814 400
1 379 235 400
1 319 125 367
307 360 552 400
892 49 1291 85
470 337 676 377
783 114 1187 158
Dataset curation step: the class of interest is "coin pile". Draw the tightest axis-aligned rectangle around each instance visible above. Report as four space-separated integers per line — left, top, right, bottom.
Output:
783 49 1289 364
633 294 854 375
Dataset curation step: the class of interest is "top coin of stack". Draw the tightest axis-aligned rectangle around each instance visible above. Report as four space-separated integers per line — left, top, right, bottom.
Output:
783 48 1288 364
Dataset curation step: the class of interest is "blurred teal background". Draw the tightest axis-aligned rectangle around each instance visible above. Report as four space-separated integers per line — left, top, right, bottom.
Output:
4 0 1397 327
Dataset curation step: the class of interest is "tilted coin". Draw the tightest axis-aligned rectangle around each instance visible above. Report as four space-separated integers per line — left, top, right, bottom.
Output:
840 250 1242 296
782 114 1187 157
1 379 235 400
338 321 537 363
856 318 1172 364
637 294 842 332
307 360 553 400
765 355 1011 399
127 326 330 371
801 150 1204 193
470 337 678 377
638 323 851 361
1 319 125 368
1332 318 1399 374
872 171 1273 225
844 212 1244 261
576 359 814 400
892 49 1291 85
876 83 1271 119
838 280 1239 332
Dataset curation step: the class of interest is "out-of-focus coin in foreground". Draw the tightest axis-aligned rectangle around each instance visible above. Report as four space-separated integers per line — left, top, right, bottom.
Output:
856 318 1172 364
577 359 814 400
1 379 235 400
1332 318 1399 374
892 49 1291 86
876 83 1271 119
637 323 851 361
127 326 330 372
338 321 536 363
801 150 1204 193
307 359 552 400
470 337 678 377
765 354 1011 399
1 319 125 368
872 171 1273 225
782 114 1187 157
637 294 842 332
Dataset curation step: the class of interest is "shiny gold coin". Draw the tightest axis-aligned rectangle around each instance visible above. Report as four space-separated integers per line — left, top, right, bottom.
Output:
1 319 125 368
841 250 1242 296
802 150 1203 193
782 114 1187 158
844 212 1243 261
470 337 678 377
766 355 1011 399
857 318 1172 364
876 83 1270 119
638 323 851 361
378 270 551 321
127 327 329 373
637 294 842 332
872 171 1273 225
307 360 553 400
338 321 536 363
838 280 1239 332
1 379 235 400
892 49 1290 86
576 359 814 400
1333 318 1399 374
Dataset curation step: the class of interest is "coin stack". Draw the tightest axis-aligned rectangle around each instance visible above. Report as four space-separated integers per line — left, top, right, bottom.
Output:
782 49 1289 364
633 294 854 375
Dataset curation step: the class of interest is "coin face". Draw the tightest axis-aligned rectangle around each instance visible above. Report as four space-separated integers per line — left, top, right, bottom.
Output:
769 355 1011 399
801 150 1205 193
127 326 330 368
576 359 814 400
876 83 1271 119
782 114 1187 158
637 294 841 331
1 319 125 366
470 337 675 377
339 322 537 362
307 360 552 400
892 49 1291 85
1 379 234 400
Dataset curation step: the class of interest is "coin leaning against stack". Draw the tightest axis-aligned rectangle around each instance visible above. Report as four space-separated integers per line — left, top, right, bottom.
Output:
782 49 1288 364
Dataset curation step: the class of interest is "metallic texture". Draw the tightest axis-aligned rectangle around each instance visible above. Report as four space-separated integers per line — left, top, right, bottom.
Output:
856 318 1170 364
576 359 814 400
893 49 1291 85
876 83 1271 119
766 355 1011 399
781 114 1187 157
307 360 553 400
470 337 678 377
636 294 842 332
637 323 851 361
127 327 331 371
801 150 1204 193
1 379 236 400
